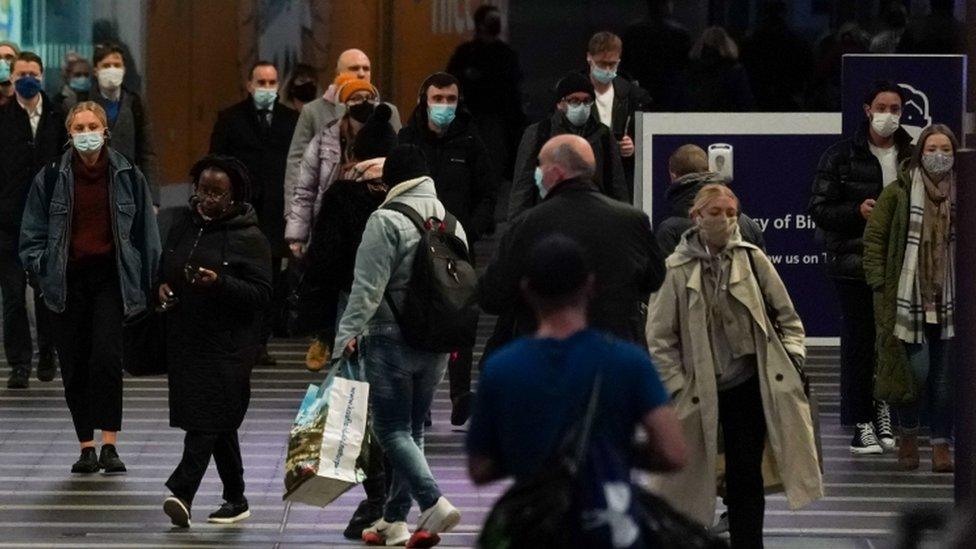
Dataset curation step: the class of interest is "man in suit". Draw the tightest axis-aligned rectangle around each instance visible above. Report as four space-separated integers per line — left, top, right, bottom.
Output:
210 60 299 365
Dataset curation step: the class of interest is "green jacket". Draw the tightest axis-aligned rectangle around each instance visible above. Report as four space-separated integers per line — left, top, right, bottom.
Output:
862 162 915 404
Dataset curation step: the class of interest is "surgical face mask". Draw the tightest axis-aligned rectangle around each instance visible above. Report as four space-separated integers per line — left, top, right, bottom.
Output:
428 103 457 130
0 60 9 83
921 152 954 177
69 76 91 93
72 131 105 154
697 215 737 248
253 87 278 109
565 103 592 127
534 166 548 199
97 67 125 90
590 63 617 85
870 112 900 139
14 75 42 99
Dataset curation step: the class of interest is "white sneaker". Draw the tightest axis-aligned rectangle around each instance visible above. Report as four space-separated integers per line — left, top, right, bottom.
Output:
416 497 461 535
362 518 411 546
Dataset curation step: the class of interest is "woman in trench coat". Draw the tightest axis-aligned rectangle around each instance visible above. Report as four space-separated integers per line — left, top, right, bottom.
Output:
645 184 822 548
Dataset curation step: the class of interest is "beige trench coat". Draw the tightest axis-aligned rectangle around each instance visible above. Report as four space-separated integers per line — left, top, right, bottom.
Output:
644 239 823 526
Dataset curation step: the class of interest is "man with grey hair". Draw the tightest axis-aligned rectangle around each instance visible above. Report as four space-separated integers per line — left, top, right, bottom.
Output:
481 134 665 356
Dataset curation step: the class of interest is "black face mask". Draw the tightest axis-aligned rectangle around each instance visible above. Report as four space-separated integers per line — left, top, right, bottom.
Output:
348 102 376 124
291 81 317 103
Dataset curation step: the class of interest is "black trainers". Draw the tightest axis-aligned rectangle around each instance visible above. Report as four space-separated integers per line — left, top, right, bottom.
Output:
343 499 384 539
450 392 473 426
164 496 191 528
850 422 883 455
207 499 250 524
71 447 101 474
874 401 895 451
7 369 29 389
37 352 57 382
99 444 127 475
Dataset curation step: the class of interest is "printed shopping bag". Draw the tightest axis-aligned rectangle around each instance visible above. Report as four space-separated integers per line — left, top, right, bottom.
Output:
283 358 370 506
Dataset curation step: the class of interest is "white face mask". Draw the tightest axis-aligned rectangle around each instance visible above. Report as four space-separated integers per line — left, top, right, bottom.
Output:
97 67 125 90
870 112 900 139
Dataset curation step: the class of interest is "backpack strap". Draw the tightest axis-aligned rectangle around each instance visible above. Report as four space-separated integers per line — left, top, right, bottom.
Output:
382 201 458 234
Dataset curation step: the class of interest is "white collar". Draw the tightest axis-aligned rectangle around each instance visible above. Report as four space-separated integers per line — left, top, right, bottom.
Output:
16 95 42 116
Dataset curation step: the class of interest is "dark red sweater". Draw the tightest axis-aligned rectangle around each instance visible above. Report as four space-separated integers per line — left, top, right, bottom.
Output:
69 150 114 265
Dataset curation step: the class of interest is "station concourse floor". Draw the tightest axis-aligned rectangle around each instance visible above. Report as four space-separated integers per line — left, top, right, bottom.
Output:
0 185 953 546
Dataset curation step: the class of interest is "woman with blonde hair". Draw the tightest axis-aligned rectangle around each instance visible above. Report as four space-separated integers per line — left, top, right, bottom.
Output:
646 183 822 548
863 124 959 473
19 101 160 474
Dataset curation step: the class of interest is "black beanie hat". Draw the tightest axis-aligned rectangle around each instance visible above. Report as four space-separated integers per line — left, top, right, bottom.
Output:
554 71 594 103
352 103 397 161
383 144 429 186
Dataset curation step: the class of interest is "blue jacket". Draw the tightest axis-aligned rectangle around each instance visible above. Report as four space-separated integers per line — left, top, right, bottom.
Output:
19 148 161 317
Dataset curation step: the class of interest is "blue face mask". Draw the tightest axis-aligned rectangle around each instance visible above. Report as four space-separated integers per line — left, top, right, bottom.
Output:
69 76 91 93
15 75 42 99
590 64 616 85
565 103 591 127
534 166 548 199
253 87 278 109
428 103 457 130
72 131 105 154
0 60 10 83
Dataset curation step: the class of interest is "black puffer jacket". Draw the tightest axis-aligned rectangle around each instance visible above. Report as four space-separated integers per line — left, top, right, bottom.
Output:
655 171 766 256
397 104 497 243
808 124 913 280
162 204 272 432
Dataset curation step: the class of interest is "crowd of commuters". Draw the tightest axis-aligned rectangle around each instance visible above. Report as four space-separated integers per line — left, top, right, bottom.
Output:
0 1 965 547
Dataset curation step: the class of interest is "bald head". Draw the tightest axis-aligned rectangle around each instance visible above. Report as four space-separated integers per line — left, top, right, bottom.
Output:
537 135 596 193
336 49 371 81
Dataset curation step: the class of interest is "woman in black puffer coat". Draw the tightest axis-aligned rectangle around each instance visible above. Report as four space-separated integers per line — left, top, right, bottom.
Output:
159 155 272 528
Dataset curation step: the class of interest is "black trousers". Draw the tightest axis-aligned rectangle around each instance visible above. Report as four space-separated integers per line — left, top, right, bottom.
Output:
833 278 877 426
262 257 285 344
52 261 124 442
718 374 767 549
166 430 245 506
0 230 53 373
448 348 473 401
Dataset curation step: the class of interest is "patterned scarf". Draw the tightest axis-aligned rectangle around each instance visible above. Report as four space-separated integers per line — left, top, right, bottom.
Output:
894 168 955 343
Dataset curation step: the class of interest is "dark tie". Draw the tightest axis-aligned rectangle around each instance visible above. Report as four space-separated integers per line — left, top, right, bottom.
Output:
258 110 272 131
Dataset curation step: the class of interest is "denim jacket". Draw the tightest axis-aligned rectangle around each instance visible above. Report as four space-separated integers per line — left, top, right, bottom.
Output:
19 148 162 317
334 176 467 350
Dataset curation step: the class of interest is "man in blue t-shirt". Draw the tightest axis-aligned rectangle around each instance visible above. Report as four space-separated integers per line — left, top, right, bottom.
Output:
467 233 687 486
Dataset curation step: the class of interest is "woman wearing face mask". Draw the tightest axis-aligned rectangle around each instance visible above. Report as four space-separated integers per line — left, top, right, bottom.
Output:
19 101 161 475
284 63 319 112
54 54 92 112
646 184 822 548
159 155 272 528
863 124 959 473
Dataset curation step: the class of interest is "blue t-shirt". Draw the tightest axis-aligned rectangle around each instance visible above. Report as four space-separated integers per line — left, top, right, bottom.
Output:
466 328 669 480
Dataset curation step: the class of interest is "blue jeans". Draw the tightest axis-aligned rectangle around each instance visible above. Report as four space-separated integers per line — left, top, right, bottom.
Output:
361 329 448 522
894 324 953 443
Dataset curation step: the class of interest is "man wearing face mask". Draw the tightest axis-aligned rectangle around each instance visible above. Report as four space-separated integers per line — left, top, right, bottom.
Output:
398 72 498 426
482 134 664 354
508 72 627 220
210 61 299 365
585 32 651 201
0 51 66 389
0 41 19 108
53 53 92 112
809 81 914 455
91 43 160 207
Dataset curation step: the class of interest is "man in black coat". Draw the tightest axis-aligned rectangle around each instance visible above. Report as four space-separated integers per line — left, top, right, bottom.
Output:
508 72 627 220
808 81 913 453
210 60 299 364
656 144 765 256
398 72 498 425
482 134 665 352
0 51 65 389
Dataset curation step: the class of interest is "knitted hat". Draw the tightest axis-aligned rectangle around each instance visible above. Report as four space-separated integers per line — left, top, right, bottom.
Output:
334 72 379 103
382 144 429 186
554 71 594 102
352 103 397 161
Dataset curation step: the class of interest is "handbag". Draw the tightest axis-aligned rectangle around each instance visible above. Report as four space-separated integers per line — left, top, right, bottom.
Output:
122 308 167 376
746 249 824 472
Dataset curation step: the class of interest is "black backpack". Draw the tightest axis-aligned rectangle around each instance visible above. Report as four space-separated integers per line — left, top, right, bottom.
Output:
382 202 478 352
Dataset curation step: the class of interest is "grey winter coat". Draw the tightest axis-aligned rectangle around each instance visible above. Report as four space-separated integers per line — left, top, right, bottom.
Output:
92 88 160 205
334 176 468 350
